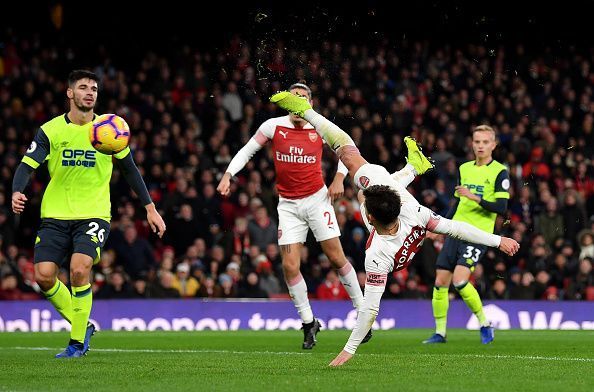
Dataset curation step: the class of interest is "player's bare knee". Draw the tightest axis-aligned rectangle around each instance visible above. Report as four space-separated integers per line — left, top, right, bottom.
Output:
327 253 346 268
70 268 90 286
35 272 56 291
281 261 300 280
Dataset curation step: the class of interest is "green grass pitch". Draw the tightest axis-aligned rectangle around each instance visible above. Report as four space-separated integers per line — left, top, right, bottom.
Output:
0 329 592 391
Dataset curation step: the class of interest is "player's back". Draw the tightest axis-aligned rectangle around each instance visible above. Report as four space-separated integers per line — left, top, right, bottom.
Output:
364 202 429 274
258 115 325 199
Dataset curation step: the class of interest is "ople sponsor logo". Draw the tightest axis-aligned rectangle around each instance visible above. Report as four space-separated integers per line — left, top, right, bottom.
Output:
61 149 96 168
462 183 484 195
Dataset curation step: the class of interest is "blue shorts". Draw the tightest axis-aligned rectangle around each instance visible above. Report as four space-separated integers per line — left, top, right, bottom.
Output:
436 236 486 272
34 218 110 266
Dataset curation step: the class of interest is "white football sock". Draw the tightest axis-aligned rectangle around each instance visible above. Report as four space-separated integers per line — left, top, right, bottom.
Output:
391 163 416 186
337 262 364 310
286 274 314 324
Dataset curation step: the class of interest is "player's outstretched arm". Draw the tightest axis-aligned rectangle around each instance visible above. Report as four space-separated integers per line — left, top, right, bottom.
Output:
145 202 166 238
421 206 519 256
330 283 384 367
116 152 166 238
217 130 269 196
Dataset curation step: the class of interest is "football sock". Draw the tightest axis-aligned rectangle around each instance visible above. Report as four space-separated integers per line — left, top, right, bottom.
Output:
336 262 364 310
70 283 93 343
302 109 356 152
456 281 489 326
286 274 314 324
391 163 416 186
432 286 449 336
43 280 73 323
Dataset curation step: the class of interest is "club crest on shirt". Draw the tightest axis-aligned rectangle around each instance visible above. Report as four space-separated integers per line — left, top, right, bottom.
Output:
308 132 318 142
359 176 370 188
278 229 283 239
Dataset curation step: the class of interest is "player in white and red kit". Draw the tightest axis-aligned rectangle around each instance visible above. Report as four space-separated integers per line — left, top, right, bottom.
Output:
217 83 364 349
269 91 520 366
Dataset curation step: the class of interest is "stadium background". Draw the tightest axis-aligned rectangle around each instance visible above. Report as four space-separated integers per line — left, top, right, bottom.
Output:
1 1 593 305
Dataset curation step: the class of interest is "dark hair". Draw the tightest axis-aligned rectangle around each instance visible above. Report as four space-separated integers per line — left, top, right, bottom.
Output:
68 70 99 87
363 185 401 227
289 82 312 99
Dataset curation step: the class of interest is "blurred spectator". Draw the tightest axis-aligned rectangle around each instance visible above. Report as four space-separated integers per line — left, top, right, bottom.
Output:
167 204 204 255
149 271 181 298
96 271 133 299
578 230 594 260
238 272 268 298
535 198 564 248
256 259 282 295
316 270 350 300
488 279 509 300
172 262 200 298
399 277 426 299
247 206 277 252
0 274 26 300
566 258 594 300
218 273 237 298
197 276 222 298
111 225 156 280
510 272 535 300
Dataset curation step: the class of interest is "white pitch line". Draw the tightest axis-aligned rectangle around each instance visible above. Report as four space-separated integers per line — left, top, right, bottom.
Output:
5 347 594 362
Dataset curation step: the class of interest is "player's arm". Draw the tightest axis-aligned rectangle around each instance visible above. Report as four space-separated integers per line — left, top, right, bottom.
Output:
12 128 50 214
115 149 166 238
455 170 509 215
420 205 519 255
330 275 385 367
478 170 510 214
217 122 272 196
328 159 348 201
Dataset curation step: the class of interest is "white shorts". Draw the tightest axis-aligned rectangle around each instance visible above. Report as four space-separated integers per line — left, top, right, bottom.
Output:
277 186 340 245
354 163 417 205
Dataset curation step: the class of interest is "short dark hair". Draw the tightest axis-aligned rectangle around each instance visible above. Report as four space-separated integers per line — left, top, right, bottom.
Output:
289 82 312 99
68 70 99 87
363 185 401 227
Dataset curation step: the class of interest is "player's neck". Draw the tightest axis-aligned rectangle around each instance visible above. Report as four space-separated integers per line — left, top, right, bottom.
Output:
290 118 308 129
475 156 493 166
67 109 94 126
376 219 399 235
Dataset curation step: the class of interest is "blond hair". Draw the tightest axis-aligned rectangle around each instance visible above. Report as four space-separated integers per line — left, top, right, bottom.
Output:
473 125 497 140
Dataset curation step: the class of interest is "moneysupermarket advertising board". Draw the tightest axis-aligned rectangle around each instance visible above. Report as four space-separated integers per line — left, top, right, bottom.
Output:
1 300 593 332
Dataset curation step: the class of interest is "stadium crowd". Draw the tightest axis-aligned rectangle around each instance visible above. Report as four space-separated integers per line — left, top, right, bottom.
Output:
1 32 593 301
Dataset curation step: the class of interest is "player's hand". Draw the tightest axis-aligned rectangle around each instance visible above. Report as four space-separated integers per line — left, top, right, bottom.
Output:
455 186 480 202
329 350 353 367
12 192 28 214
146 203 166 238
217 173 232 197
328 178 344 202
499 237 520 256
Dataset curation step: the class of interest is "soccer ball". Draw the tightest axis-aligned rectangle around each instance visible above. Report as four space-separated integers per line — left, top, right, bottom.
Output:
90 114 131 155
